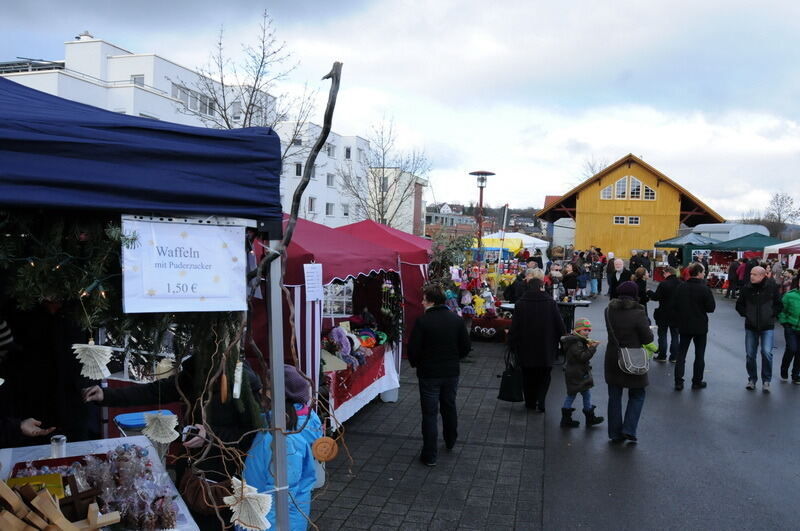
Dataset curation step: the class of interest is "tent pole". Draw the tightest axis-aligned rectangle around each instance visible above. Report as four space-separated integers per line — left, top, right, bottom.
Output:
267 241 290 530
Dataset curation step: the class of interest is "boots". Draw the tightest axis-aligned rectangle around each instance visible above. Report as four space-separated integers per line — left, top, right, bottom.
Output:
583 406 604 427
560 408 580 428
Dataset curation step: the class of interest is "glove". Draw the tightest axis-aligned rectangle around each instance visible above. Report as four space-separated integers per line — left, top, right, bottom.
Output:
642 342 658 359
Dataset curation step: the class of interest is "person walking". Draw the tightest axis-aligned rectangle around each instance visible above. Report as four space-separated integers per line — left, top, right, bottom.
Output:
559 318 604 428
667 250 679 268
647 266 681 362
605 252 616 295
508 276 566 412
674 263 716 390
604 281 654 443
736 266 783 392
591 255 605 298
778 275 800 383
608 258 633 299
640 252 652 274
408 284 472 466
633 267 650 318
726 259 740 299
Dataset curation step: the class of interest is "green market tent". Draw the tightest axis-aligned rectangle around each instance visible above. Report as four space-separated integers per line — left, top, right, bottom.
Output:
654 233 720 247
708 232 784 251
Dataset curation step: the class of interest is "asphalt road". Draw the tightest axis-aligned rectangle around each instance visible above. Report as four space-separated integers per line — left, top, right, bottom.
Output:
542 289 798 530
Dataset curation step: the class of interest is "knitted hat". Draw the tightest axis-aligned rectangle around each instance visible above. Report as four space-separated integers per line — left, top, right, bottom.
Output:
284 364 310 404
574 318 592 332
616 280 639 299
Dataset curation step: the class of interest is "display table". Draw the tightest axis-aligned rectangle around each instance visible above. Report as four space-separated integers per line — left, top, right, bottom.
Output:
470 317 512 342
327 345 398 428
0 435 199 531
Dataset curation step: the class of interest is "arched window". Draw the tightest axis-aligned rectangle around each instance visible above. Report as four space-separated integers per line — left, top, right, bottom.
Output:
615 177 628 199
600 185 612 199
629 177 642 199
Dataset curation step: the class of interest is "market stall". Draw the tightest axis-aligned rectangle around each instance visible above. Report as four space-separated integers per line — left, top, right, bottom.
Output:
0 76 286 529
484 232 550 252
779 244 800 269
251 216 403 426
336 219 432 346
654 233 720 274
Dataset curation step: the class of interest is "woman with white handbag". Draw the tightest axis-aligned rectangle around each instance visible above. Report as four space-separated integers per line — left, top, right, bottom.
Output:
604 281 656 444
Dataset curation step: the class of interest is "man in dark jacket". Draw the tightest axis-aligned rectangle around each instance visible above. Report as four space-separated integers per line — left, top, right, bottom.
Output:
674 263 716 390
608 259 633 299
508 278 566 412
408 284 471 466
640 252 652 274
736 266 783 392
647 266 681 362
667 251 679 268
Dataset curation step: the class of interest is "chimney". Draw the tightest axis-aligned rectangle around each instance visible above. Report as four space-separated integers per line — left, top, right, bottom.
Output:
75 30 94 41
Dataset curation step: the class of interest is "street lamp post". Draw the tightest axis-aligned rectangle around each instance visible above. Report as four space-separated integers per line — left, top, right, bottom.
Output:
469 170 495 261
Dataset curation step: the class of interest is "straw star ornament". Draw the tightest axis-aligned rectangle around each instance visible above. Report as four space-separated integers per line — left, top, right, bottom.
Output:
223 477 272 530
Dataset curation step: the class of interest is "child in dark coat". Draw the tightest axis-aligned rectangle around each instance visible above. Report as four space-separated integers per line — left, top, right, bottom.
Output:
560 318 604 428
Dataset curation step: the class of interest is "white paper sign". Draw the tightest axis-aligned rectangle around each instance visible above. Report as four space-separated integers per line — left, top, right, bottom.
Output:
303 263 324 301
122 219 247 313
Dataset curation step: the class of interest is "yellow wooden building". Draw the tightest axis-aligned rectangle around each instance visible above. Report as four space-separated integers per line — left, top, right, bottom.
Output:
538 154 725 258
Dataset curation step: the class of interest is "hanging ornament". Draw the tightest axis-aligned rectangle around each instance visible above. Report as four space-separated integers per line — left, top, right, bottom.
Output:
154 357 175 380
232 360 244 399
223 477 272 531
72 339 113 379
312 436 339 462
220 363 229 404
142 411 180 444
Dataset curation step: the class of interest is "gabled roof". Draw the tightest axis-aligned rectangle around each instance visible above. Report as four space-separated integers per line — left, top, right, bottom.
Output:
537 154 725 226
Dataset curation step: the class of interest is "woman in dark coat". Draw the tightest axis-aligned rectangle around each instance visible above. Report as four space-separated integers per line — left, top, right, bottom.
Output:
633 267 650 318
604 281 654 443
508 277 566 412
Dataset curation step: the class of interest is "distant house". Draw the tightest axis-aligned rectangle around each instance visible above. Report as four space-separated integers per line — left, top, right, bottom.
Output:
537 154 724 257
690 223 769 241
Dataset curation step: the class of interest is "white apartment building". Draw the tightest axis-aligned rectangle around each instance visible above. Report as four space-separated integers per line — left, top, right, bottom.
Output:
0 32 247 126
2 33 427 233
275 122 369 228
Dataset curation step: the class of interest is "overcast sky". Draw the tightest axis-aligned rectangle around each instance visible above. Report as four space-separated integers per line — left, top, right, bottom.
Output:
4 1 800 218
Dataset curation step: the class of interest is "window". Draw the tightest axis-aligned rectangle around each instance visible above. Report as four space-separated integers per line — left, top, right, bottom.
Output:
131 74 144 86
326 144 335 157
326 173 336 187
629 177 642 199
615 177 628 199
292 138 302 146
295 163 302 177
323 280 353 316
307 196 316 213
310 165 316 179
613 216 626 225
342 204 350 217
644 186 656 200
189 93 199 111
628 216 640 225
231 101 242 120
326 203 335 216
345 147 351 159
600 185 612 200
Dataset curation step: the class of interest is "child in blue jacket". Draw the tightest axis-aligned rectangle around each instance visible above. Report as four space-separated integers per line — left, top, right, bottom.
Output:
242 365 319 530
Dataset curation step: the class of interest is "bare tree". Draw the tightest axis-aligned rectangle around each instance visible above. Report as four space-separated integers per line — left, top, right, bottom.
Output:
582 155 610 179
172 10 315 162
338 119 431 229
740 204 788 237
765 192 800 225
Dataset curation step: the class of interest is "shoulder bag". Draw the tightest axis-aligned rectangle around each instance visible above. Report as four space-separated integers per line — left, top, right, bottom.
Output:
498 347 524 402
605 307 649 375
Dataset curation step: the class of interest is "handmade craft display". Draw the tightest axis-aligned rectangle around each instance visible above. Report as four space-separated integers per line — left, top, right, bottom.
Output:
7 443 178 530
141 411 180 444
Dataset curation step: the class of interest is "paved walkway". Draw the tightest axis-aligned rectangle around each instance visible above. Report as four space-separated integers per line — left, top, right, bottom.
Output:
312 341 545 530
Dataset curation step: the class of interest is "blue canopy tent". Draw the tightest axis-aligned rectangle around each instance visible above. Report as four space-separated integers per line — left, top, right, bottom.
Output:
0 77 295 526
0 77 281 224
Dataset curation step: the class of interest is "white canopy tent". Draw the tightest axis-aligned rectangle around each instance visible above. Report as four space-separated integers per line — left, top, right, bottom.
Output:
764 237 800 255
485 231 550 250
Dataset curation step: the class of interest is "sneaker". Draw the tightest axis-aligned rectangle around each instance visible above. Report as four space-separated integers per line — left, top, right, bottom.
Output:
763 381 770 393
691 381 708 389
780 370 789 382
669 357 677 364
792 378 800 385
419 456 437 467
654 355 667 363
746 381 756 390
674 381 684 391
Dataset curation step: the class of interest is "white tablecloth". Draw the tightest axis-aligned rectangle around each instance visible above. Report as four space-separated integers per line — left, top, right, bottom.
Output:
0 435 199 531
